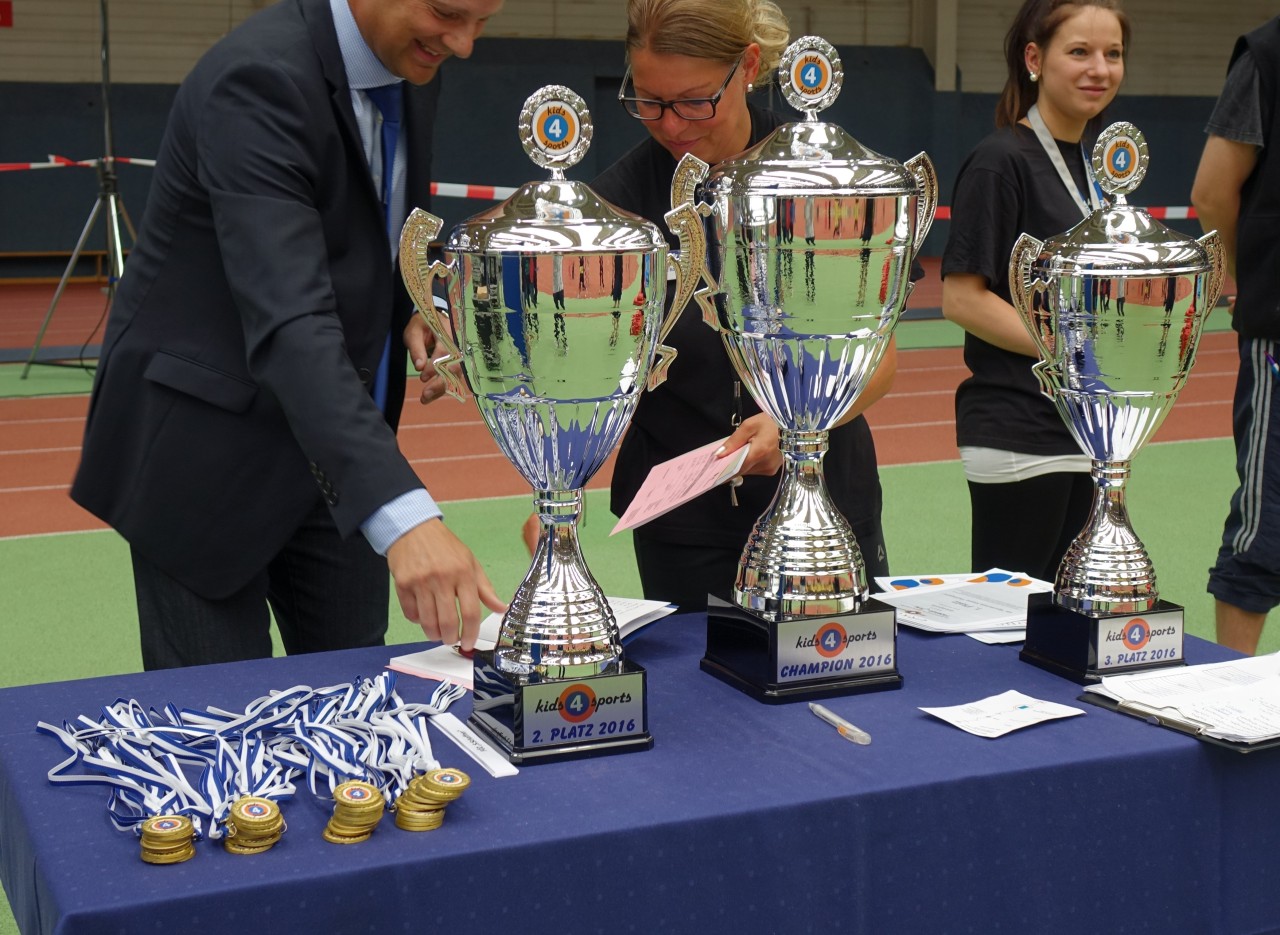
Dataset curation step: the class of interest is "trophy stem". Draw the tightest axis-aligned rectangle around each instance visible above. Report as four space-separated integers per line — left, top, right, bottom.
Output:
496 489 622 680
733 430 867 618
1055 460 1157 616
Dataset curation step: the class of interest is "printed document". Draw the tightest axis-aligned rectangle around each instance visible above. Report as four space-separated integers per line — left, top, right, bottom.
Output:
920 689 1086 738
388 597 676 690
611 438 749 534
873 569 1052 634
1083 652 1280 744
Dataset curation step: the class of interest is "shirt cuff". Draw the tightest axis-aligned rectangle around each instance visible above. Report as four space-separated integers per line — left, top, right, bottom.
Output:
360 489 443 555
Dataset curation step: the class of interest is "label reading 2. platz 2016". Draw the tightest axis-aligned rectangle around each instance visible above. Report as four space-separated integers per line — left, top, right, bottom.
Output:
775 607 897 684
1096 609 1183 671
522 673 646 748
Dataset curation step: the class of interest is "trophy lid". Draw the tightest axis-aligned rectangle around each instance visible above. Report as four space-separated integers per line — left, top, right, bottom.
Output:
703 37 921 199
444 86 667 256
1033 123 1214 276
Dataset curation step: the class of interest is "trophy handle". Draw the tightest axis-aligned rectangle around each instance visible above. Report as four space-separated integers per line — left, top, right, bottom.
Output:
904 152 938 258
1198 230 1227 314
1009 232 1054 360
651 153 710 390
399 208 467 402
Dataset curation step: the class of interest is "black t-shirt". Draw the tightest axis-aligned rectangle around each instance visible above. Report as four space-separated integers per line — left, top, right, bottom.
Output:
941 123 1094 455
593 104 884 547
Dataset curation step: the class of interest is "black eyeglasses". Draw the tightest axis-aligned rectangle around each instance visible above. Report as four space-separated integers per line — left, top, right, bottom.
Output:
618 54 743 121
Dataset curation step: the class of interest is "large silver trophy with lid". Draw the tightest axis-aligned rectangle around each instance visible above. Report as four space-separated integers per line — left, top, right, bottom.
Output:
1010 123 1225 683
697 37 937 702
400 86 707 762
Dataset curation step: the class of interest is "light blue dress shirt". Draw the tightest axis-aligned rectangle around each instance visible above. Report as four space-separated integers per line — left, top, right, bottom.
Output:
330 0 442 554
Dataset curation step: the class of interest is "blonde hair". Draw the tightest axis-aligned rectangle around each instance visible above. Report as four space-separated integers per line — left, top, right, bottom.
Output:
625 0 790 82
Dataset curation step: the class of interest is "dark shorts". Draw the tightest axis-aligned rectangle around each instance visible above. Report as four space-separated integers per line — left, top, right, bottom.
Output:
1208 336 1280 614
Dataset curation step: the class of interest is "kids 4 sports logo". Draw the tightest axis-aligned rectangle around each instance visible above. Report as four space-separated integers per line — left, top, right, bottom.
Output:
557 683 596 723
814 621 849 658
1104 137 1138 182
1121 618 1151 651
792 52 832 97
534 102 577 154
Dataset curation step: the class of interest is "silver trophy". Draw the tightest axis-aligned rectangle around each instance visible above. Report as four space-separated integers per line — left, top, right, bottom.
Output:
1010 123 1225 682
697 37 937 701
400 86 707 761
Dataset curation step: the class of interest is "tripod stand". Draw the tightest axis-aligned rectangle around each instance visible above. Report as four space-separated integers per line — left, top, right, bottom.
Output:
22 0 136 379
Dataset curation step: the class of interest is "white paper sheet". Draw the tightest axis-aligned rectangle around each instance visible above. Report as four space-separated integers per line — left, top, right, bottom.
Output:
920 689 1086 738
388 597 676 689
873 569 1052 634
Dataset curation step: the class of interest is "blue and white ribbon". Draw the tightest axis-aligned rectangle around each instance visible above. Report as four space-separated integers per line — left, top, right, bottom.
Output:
37 672 463 839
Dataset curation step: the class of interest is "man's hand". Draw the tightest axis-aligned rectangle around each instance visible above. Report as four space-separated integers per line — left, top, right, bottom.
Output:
717 412 783 477
403 315 450 404
386 518 507 650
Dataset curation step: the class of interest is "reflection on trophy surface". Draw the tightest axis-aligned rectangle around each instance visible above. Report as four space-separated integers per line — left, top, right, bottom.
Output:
1010 123 1225 682
400 86 706 760
697 37 936 702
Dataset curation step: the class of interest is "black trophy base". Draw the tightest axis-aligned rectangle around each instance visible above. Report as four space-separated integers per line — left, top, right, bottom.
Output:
1020 591 1186 684
701 595 903 704
467 650 652 766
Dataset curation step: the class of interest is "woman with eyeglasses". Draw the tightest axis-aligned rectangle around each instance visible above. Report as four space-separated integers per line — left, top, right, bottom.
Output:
941 0 1129 582
585 0 896 611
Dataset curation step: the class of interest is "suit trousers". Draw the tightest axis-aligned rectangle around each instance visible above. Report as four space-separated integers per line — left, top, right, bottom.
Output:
131 497 390 670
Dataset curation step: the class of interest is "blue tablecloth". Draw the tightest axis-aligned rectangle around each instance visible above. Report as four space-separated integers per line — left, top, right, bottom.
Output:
1 618 1277 935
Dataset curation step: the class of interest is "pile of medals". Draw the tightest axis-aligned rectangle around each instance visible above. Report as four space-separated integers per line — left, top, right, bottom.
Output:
139 815 197 865
37 673 467 864
393 767 471 831
323 780 386 844
223 796 286 855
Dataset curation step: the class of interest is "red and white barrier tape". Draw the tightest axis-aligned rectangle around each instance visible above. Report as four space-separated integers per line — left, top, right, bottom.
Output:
0 159 1202 218
0 154 157 172
430 181 518 201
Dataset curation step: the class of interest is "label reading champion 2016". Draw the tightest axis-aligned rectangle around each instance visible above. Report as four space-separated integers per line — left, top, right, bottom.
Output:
775 607 897 683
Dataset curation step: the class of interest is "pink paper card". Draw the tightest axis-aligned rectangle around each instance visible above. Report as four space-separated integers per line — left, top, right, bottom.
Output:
611 438 750 534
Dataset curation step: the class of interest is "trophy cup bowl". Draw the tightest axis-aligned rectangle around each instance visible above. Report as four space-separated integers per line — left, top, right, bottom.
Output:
1010 123 1225 681
696 37 936 701
400 86 707 760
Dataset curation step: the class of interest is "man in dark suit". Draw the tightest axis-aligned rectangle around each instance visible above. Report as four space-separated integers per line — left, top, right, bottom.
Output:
71 0 505 669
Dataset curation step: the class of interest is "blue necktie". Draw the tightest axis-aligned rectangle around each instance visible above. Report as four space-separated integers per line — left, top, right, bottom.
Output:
365 82 402 412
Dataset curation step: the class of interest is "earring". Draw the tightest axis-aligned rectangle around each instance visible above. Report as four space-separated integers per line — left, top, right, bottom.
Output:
1029 72 1039 83
747 81 754 92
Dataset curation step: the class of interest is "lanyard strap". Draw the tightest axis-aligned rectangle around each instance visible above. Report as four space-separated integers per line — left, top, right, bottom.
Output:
1026 104 1102 218
37 672 460 837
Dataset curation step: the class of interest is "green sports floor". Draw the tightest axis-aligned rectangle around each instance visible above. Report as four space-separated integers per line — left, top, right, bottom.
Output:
0 317 1265 934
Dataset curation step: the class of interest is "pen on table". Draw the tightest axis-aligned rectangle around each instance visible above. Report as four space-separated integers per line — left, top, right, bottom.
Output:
808 702 871 745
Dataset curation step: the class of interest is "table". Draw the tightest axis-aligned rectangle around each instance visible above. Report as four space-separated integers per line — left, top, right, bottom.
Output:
2 617 1278 935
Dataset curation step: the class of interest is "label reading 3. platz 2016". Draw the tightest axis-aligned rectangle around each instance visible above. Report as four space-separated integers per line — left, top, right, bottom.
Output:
1096 609 1183 672
775 608 896 684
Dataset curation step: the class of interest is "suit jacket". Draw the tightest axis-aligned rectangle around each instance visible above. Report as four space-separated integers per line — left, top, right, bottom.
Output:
71 0 439 599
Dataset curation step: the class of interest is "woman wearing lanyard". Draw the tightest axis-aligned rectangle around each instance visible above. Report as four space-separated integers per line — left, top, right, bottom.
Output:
941 0 1130 583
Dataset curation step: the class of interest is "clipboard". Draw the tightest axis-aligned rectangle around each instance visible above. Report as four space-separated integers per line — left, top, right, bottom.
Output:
1078 692 1280 754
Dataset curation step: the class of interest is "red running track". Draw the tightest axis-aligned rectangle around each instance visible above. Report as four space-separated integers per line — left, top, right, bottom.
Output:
0 332 1238 540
